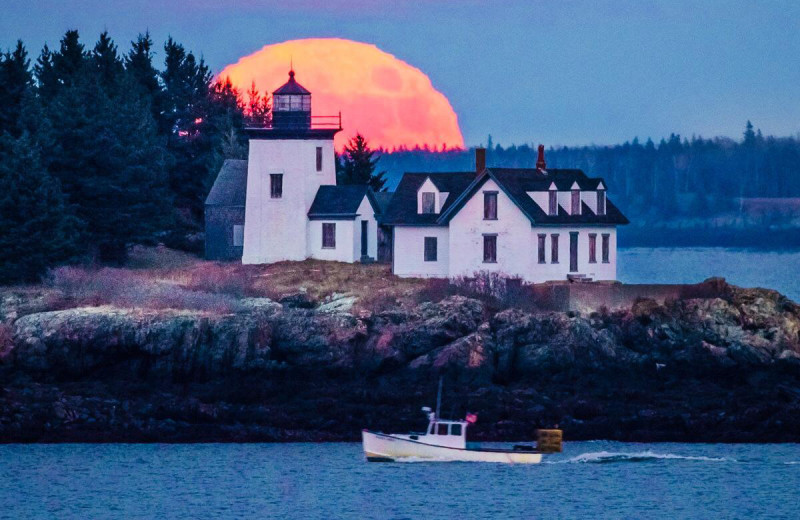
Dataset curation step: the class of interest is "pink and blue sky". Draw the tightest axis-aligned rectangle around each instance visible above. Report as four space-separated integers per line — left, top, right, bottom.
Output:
2 0 799 147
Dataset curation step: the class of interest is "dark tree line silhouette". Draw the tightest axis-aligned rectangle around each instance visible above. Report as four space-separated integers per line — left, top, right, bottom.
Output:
377 122 800 227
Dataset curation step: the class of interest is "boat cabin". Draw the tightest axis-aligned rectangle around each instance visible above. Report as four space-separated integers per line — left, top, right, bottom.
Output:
409 419 468 449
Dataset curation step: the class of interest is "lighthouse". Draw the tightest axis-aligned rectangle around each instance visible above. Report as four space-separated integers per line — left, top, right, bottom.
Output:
241 70 343 264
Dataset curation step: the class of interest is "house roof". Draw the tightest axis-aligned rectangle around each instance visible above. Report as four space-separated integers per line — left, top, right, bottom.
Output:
273 70 311 95
205 159 247 207
379 172 478 225
478 168 628 225
382 167 628 226
307 185 382 220
373 191 394 214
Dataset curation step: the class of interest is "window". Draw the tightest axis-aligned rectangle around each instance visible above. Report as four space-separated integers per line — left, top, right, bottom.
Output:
537 234 546 264
232 225 244 247
322 223 336 248
551 233 559 263
483 234 497 263
421 192 436 214
429 423 436 435
270 174 283 198
424 237 438 262
450 424 462 436
589 233 597 263
602 233 610 263
484 192 498 220
571 189 580 215
549 190 558 216
597 190 606 215
437 423 448 436
316 147 323 172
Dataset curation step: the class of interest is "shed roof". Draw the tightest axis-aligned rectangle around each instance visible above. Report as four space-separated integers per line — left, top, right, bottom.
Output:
205 159 247 207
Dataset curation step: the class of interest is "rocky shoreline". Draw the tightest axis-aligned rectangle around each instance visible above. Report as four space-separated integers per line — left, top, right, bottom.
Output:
2 280 799 443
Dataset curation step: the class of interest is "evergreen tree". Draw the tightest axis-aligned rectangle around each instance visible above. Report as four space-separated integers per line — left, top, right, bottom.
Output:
0 133 80 283
42 31 171 263
160 38 218 220
124 32 162 122
0 41 33 138
91 31 124 95
245 81 270 127
337 133 387 191
36 30 87 103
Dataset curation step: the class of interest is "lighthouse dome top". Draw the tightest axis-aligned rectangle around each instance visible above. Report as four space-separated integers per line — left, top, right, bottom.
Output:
273 69 311 96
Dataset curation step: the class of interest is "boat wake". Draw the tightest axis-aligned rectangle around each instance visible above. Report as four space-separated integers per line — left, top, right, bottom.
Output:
547 450 735 464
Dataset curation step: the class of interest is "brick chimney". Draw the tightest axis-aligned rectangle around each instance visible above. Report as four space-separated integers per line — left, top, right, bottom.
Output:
475 147 486 173
536 144 547 170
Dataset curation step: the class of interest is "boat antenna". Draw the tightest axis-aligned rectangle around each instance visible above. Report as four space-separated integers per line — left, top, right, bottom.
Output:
435 376 443 419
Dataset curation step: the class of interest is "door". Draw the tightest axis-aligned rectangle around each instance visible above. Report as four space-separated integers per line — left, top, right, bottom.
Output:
569 232 578 272
361 220 369 257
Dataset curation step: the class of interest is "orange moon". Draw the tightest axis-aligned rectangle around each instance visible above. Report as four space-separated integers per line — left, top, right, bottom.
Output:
218 38 464 151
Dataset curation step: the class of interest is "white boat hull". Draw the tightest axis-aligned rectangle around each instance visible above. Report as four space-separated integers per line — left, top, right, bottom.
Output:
362 430 543 464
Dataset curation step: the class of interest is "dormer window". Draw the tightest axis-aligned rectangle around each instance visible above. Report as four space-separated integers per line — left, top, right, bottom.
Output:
548 190 557 216
597 189 606 215
571 189 580 215
421 192 436 214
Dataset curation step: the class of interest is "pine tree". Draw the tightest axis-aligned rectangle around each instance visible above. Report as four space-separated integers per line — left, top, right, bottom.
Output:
124 32 162 123
337 133 387 191
0 133 80 283
160 38 218 221
0 41 33 138
41 31 171 263
92 31 124 95
245 81 270 127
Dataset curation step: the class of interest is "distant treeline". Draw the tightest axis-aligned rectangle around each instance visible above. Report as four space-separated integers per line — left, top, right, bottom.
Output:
378 125 800 226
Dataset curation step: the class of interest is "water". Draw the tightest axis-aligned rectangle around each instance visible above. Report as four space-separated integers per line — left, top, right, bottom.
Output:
1 442 798 519
619 247 800 302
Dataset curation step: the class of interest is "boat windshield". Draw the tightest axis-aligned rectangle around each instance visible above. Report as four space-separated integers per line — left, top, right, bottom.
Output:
428 422 465 436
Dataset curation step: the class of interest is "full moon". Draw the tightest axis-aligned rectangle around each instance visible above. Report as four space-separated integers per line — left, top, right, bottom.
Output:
218 38 464 151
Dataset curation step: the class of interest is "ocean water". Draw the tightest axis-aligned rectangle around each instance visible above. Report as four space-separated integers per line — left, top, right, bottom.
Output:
618 247 800 302
1 442 798 519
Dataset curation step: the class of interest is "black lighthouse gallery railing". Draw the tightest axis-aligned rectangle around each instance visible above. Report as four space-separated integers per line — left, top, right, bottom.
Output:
254 112 342 130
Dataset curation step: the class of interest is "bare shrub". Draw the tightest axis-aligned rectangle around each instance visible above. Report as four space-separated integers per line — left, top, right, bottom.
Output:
416 271 537 312
45 266 241 313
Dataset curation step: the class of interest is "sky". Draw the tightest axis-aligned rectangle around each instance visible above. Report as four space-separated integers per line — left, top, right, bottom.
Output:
2 0 799 147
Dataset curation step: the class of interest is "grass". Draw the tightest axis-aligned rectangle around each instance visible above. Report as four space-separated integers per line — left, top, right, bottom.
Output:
1 246 544 317
34 246 434 315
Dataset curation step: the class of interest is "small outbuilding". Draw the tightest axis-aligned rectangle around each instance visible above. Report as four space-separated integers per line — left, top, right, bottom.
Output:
204 159 247 261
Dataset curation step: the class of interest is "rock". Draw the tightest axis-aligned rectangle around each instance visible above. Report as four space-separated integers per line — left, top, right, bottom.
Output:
1 281 799 442
317 293 357 314
278 292 315 309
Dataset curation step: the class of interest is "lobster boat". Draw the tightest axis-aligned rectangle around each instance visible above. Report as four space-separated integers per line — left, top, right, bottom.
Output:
362 406 562 463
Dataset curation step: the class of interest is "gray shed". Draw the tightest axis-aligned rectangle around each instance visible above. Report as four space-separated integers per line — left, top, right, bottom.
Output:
204 159 247 261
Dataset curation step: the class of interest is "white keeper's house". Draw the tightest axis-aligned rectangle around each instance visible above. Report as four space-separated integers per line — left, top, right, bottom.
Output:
205 69 629 283
380 147 629 283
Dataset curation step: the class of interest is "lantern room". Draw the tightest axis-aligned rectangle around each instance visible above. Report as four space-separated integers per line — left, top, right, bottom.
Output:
272 69 311 129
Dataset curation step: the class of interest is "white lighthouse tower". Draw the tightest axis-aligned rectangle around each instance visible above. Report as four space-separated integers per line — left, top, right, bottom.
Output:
241 70 342 264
